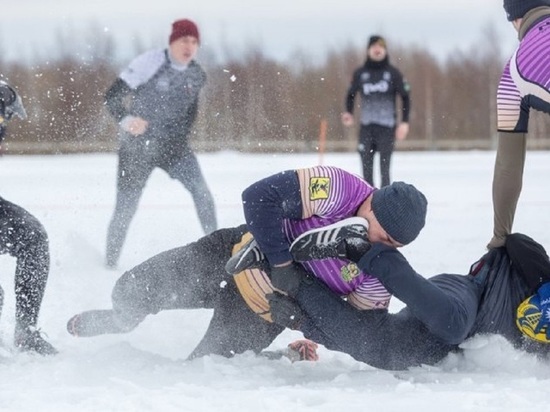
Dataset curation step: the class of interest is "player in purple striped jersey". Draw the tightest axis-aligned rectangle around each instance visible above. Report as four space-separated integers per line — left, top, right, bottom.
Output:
240 166 427 310
489 0 550 249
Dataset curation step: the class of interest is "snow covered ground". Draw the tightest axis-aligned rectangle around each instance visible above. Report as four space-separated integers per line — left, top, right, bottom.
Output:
1 150 550 412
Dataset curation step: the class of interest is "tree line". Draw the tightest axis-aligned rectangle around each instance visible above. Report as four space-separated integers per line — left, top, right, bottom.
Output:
1 24 549 154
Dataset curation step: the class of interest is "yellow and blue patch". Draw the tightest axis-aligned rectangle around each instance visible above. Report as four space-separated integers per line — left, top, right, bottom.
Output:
309 177 330 200
516 295 550 343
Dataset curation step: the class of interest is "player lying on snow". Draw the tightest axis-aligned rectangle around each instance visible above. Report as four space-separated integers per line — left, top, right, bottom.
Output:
0 81 57 355
67 166 427 361
265 225 550 370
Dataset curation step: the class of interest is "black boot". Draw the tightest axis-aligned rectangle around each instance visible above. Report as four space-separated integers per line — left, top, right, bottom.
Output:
15 326 57 356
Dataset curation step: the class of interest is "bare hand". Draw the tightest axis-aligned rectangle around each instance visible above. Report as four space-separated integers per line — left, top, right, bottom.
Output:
122 117 149 136
395 122 409 141
341 112 354 127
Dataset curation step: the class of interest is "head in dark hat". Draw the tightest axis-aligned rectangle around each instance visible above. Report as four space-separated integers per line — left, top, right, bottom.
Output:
503 0 550 21
366 34 388 65
168 19 201 66
367 35 387 50
371 182 428 245
169 19 200 44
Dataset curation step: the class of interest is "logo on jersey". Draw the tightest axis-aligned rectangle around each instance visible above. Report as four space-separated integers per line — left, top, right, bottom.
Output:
309 177 330 200
362 80 389 95
341 262 360 282
516 294 550 343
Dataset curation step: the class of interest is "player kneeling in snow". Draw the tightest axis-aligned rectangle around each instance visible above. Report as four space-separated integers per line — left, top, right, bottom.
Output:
67 225 316 361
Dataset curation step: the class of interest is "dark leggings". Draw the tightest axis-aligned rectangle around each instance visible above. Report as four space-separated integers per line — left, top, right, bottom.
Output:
110 226 283 359
0 197 49 331
358 124 395 187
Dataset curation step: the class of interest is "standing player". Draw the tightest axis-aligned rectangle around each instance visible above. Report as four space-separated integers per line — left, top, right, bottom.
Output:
342 35 410 187
489 0 550 248
103 18 217 268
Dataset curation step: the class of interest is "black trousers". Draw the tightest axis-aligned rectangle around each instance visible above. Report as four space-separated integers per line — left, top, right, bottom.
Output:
0 197 49 331
106 135 217 265
358 124 396 187
110 225 284 359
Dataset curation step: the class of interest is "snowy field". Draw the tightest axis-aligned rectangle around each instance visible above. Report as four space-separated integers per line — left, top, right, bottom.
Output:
1 150 550 412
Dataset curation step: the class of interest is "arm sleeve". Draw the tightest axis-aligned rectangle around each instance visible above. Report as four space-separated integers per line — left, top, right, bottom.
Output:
0 123 6 143
396 70 411 122
400 89 411 123
356 244 478 344
242 170 302 265
104 78 132 122
345 71 361 114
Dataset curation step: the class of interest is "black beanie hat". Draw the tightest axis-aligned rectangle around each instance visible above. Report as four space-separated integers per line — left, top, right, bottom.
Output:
367 35 387 49
503 0 550 21
371 182 428 245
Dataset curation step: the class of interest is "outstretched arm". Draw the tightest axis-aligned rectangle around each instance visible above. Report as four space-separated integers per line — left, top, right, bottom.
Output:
356 244 479 344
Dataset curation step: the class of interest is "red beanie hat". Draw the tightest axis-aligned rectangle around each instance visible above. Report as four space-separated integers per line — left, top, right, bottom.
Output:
169 19 200 44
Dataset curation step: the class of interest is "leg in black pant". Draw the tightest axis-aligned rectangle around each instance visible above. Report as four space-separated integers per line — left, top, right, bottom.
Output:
106 142 154 267
164 148 217 234
295 278 454 370
374 125 396 187
69 226 282 358
0 197 56 354
358 125 376 186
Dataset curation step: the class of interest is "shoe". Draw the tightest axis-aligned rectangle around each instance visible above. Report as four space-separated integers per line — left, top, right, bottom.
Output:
290 217 371 262
15 326 57 356
67 310 124 337
225 237 266 275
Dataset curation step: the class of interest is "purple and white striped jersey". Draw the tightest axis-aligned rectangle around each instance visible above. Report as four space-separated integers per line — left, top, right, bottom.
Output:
497 14 550 132
282 166 391 309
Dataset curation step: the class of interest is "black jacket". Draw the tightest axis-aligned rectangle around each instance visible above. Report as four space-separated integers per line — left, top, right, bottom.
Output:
345 57 410 128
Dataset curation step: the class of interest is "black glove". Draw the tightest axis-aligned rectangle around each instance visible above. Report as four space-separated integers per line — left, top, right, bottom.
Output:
270 262 308 298
267 292 305 330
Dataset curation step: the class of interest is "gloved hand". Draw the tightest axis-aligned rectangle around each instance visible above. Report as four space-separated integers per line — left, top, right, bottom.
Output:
267 292 306 330
270 262 308 298
534 282 550 340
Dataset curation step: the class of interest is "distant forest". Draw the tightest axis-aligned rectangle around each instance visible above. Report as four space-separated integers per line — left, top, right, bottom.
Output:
1 24 549 154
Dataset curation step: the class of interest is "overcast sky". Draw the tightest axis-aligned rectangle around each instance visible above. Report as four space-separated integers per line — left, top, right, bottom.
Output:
2 0 518 65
